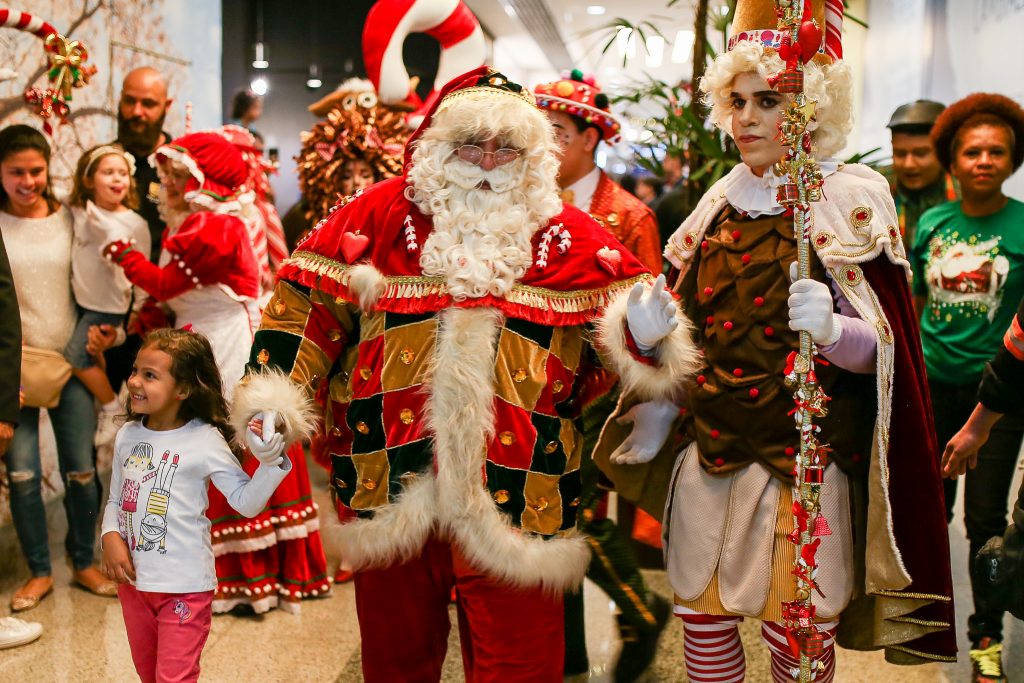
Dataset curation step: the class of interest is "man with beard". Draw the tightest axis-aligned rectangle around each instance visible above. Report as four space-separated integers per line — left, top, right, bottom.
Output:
228 67 697 681
117 66 174 261
95 67 175 392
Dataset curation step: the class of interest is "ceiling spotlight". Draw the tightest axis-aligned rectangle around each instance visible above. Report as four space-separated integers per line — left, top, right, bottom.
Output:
252 42 269 69
250 77 269 96
586 5 606 15
306 64 322 89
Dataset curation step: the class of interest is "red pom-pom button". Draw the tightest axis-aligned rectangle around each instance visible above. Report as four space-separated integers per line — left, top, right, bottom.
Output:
703 286 713 296
754 296 765 307
696 375 706 385
733 368 744 377
741 253 751 264
749 388 760 398
785 446 796 456
714 457 725 466
723 321 734 331
705 315 714 325
764 326 775 337
710 429 721 439
731 229 742 241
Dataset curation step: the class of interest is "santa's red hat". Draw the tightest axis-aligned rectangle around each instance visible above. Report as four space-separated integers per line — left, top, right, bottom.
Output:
402 66 537 169
153 132 251 211
534 69 621 143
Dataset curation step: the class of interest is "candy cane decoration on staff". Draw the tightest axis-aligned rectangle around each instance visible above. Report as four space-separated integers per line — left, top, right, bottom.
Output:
771 0 834 681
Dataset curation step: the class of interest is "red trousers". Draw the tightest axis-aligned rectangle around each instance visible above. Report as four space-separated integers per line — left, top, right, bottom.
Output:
354 535 564 683
118 584 214 683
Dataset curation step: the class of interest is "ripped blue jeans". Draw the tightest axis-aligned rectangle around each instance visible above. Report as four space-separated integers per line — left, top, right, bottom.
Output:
6 377 99 576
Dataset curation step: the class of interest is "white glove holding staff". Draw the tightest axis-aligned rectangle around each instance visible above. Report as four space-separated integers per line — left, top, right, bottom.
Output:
609 399 679 465
788 262 842 346
625 274 679 353
246 411 286 467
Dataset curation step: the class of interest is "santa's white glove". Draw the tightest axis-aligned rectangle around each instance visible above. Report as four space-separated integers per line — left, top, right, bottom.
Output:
609 400 679 465
788 262 841 346
625 274 679 353
245 410 286 467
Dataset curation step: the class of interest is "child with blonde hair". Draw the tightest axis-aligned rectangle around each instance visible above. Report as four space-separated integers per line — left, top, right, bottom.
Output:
67 144 150 447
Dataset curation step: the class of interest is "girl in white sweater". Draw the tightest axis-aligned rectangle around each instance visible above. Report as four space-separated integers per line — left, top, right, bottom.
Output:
66 145 150 448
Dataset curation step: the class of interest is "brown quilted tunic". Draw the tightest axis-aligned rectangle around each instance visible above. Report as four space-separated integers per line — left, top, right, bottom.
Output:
682 207 874 480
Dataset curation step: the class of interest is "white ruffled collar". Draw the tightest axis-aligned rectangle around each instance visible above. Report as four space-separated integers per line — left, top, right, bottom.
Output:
724 160 840 218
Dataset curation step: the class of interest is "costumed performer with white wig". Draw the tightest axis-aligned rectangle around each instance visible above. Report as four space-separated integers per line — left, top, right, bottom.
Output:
593 0 957 680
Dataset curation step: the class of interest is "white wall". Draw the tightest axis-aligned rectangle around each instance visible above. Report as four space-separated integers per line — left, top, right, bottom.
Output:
859 0 1024 198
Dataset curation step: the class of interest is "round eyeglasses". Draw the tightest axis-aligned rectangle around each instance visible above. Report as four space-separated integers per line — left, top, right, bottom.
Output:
453 144 520 167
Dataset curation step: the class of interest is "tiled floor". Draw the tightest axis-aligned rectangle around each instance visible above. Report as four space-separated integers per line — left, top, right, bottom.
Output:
1 457 1021 682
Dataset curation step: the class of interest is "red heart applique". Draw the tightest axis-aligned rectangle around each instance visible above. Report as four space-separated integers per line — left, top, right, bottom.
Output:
798 20 822 63
341 231 370 263
596 246 622 276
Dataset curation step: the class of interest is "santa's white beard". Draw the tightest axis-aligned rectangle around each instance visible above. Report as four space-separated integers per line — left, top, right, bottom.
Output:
419 161 536 300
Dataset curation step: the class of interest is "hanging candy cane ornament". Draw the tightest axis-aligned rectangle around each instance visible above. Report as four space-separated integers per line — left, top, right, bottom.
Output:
0 8 97 134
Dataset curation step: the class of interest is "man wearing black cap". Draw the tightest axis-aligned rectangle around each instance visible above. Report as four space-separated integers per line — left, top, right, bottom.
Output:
887 99 957 249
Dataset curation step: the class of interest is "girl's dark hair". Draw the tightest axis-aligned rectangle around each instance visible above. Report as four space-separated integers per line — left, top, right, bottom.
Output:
69 144 140 209
0 124 56 209
126 328 237 450
231 89 261 120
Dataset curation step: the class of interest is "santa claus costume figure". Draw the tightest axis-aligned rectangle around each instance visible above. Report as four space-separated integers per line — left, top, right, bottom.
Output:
104 132 329 614
596 0 957 680
230 67 697 681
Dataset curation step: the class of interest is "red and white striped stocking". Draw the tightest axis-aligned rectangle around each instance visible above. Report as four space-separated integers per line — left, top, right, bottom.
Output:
761 619 838 683
677 609 746 683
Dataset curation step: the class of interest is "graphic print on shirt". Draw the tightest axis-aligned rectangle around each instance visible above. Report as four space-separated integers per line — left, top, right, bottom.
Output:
138 451 180 554
925 232 1010 322
125 441 156 472
119 442 157 549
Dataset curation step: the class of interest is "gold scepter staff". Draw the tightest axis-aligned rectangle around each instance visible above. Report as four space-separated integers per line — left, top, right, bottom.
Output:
772 0 831 681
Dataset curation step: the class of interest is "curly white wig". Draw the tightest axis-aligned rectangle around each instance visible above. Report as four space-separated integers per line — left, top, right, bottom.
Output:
700 40 854 159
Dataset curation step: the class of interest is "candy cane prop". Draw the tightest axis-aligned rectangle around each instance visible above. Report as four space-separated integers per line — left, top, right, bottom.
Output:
0 8 97 134
363 0 485 117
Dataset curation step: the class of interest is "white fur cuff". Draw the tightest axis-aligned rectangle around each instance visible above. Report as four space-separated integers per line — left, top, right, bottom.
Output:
230 369 318 447
595 286 701 402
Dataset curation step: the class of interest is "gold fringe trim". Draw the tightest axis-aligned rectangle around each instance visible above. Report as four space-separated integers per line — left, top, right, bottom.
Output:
890 617 951 628
873 589 952 602
887 645 958 663
284 251 652 315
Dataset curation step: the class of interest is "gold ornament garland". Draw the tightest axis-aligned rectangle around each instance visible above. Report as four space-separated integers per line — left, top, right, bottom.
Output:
772 1 830 681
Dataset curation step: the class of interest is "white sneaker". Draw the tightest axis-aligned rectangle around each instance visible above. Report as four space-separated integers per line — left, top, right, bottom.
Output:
0 617 43 649
94 403 120 449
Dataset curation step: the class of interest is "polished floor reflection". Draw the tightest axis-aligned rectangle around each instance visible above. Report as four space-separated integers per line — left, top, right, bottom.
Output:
1 457 1020 682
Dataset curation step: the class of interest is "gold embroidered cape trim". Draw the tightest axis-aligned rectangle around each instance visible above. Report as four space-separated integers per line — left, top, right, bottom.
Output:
284 251 652 315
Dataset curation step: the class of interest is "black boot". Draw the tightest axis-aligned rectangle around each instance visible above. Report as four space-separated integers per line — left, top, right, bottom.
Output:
613 594 671 683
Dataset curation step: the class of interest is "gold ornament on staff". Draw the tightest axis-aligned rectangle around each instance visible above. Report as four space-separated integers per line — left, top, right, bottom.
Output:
772 0 830 681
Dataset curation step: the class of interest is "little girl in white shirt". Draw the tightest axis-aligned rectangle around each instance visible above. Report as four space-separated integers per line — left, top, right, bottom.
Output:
100 328 289 683
66 144 150 448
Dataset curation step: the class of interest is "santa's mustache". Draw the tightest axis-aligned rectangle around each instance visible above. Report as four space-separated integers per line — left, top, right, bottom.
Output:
443 159 519 193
